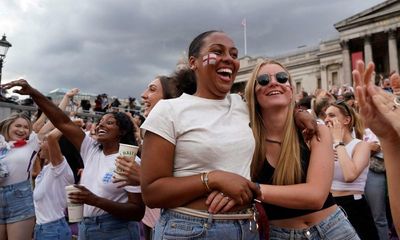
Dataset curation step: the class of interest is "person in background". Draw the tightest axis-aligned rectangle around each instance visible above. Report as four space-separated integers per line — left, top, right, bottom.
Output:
353 60 400 234
33 128 74 240
1 79 145 240
0 112 50 240
325 99 379 239
363 127 389 240
244 59 358 239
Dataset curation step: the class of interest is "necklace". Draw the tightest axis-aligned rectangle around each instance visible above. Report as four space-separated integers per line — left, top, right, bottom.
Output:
265 138 282 145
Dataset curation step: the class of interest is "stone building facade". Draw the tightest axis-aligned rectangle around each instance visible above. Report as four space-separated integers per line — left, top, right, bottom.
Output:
233 0 400 95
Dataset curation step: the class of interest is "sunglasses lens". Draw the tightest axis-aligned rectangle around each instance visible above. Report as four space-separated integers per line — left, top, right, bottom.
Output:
276 72 289 84
257 74 270 86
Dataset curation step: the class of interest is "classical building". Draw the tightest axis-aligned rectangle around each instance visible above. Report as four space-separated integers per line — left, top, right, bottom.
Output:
233 0 400 95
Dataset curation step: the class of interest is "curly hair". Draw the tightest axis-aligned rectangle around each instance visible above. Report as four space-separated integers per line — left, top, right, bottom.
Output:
105 112 137 146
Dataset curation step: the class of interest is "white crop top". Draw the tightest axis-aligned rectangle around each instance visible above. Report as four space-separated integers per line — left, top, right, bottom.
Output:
331 138 369 192
141 93 255 179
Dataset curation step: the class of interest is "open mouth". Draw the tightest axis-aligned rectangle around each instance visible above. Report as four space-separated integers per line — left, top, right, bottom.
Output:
217 68 233 81
267 90 282 96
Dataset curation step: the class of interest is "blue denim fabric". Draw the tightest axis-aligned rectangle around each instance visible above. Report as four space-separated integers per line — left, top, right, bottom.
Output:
153 209 259 240
269 207 360 240
365 170 389 240
0 180 35 224
34 218 71 240
78 213 140 240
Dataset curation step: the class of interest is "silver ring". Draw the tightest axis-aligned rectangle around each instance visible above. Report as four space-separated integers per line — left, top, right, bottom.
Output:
394 96 400 106
220 192 225 196
225 196 230 201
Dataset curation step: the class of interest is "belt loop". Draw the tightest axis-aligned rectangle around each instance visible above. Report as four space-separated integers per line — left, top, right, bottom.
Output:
289 230 295 240
315 225 325 239
204 213 213 229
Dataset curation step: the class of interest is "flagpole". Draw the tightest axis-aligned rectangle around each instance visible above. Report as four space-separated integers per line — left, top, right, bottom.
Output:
243 18 247 56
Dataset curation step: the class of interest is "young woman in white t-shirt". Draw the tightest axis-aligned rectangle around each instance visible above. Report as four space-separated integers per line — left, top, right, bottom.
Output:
1 80 146 240
140 31 262 240
33 128 74 239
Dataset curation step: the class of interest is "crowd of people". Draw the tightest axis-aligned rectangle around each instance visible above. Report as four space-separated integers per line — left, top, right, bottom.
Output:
0 29 399 240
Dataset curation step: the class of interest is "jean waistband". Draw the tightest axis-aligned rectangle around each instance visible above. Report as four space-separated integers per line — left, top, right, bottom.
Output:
270 207 344 236
0 180 31 191
36 218 67 228
171 207 254 220
82 214 116 224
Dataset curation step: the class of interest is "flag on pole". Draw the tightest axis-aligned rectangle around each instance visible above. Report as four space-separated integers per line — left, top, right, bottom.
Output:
242 18 247 56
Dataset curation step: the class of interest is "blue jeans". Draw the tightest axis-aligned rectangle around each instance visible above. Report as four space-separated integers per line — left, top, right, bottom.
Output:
154 209 259 240
34 218 71 240
0 180 35 224
78 213 139 240
269 207 360 240
365 170 389 240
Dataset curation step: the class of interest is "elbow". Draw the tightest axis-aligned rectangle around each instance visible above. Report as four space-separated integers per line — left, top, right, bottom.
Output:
343 174 357 183
306 192 328 210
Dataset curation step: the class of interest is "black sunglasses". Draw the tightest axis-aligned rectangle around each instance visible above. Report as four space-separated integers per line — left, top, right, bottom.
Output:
256 72 289 86
334 99 351 116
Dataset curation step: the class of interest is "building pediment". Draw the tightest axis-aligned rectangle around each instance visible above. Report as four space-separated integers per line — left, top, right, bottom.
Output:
334 0 400 32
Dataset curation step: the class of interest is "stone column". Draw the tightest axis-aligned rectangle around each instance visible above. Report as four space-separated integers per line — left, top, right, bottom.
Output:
388 29 399 73
364 35 373 64
341 40 352 85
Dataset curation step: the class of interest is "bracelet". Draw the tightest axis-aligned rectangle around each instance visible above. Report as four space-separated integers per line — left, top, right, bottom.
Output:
333 142 345 149
200 172 212 192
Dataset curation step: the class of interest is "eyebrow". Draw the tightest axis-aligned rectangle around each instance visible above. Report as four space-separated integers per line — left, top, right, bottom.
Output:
209 43 238 52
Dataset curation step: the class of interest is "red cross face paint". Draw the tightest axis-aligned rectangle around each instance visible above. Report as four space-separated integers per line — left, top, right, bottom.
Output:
202 53 217 67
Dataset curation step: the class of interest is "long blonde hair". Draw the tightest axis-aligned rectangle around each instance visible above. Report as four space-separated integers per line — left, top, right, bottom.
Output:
244 59 302 185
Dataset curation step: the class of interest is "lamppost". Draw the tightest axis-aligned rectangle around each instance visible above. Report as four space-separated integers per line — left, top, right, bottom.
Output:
0 34 12 86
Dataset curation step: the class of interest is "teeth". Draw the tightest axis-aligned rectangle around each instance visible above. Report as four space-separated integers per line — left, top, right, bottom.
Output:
217 68 232 74
267 91 281 96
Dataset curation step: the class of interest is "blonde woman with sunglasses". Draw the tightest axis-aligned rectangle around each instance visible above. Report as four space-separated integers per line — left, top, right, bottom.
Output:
324 99 379 239
245 59 359 240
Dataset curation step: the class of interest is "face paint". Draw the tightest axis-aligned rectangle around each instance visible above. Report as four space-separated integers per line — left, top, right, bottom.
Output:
202 53 217 67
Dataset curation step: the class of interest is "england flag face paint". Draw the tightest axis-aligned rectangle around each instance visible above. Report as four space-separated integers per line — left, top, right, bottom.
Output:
202 53 217 67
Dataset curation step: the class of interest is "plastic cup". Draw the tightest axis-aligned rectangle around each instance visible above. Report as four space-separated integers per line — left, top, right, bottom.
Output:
114 144 139 180
65 185 83 223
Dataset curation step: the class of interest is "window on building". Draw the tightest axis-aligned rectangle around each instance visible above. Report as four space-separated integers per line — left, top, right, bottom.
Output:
332 72 338 86
296 81 302 94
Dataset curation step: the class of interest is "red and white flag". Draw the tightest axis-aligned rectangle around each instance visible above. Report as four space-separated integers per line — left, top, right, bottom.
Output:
202 53 217 66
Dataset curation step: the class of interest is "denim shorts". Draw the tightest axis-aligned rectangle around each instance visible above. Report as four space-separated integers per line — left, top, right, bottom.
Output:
0 180 35 224
154 209 259 240
78 213 139 240
34 217 71 240
269 207 360 240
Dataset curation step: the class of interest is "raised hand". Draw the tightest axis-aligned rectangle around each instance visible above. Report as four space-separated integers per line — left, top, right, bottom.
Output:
66 88 80 98
1 79 35 96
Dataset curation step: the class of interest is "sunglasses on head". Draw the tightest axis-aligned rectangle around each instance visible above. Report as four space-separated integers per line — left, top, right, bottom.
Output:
334 99 351 116
256 72 289 86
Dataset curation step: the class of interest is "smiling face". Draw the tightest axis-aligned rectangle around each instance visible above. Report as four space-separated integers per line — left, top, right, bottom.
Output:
189 32 240 99
324 105 351 130
254 63 292 111
7 117 30 141
95 114 121 143
141 78 164 117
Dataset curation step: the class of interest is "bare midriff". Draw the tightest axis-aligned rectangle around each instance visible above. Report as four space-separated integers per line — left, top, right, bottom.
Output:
269 205 337 229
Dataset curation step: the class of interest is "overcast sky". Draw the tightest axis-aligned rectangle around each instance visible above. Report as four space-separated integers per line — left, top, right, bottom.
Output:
1 0 384 99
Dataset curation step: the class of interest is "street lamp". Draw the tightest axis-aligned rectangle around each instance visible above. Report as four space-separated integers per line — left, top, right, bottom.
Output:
0 34 12 85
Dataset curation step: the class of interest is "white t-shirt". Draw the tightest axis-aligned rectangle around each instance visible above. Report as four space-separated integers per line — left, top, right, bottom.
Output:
80 134 140 217
141 93 254 179
0 132 40 186
33 158 74 224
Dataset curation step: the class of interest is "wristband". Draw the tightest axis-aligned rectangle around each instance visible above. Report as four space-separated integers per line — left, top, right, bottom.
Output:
333 142 345 149
200 172 212 192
